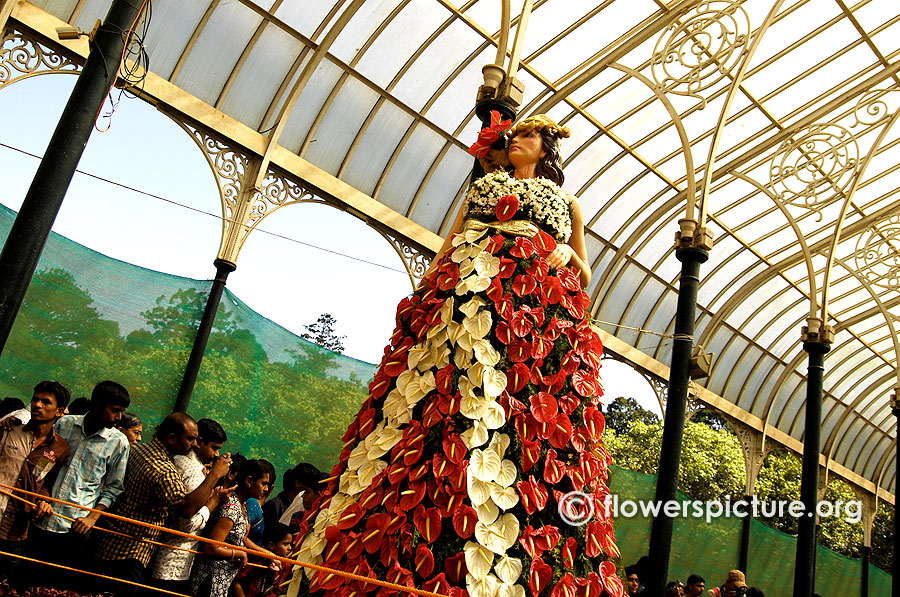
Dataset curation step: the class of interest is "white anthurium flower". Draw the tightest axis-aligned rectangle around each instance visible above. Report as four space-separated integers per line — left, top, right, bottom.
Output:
482 368 508 400
476 499 500 525
407 344 427 371
469 274 492 294
464 310 493 339
454 345 474 368
459 258 477 278
461 420 489 448
474 339 501 367
481 401 507 430
382 388 407 421
366 424 403 459
297 533 326 563
395 369 415 397
468 363 487 386
407 370 436 404
427 325 447 342
495 459 517 488
456 328 475 352
356 459 387 489
490 485 519 510
474 252 501 278
488 433 510 457
435 344 452 369
464 227 489 245
464 541 495 580
497 583 526 597
347 443 370 471
467 469 493 506
494 556 523 585
451 232 468 248
445 320 462 344
455 275 476 296
458 374 478 400
339 470 362 497
467 573 501 597
470 447 501 482
460 394 489 421
474 513 519 555
460 296 488 317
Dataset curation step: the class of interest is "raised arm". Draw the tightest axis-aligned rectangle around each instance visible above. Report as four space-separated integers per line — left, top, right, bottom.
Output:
546 195 591 288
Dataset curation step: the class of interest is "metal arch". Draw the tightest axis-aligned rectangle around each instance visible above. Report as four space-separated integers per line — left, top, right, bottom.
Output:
873 441 897 496
0 28 80 91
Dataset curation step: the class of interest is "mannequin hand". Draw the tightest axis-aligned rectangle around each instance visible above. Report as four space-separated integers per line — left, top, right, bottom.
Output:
546 244 574 269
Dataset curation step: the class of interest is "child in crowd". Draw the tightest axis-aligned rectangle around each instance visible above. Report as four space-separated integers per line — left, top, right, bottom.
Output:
233 522 293 597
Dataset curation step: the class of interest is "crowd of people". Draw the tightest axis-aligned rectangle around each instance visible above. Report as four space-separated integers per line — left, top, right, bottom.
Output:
625 563 770 597
0 380 326 596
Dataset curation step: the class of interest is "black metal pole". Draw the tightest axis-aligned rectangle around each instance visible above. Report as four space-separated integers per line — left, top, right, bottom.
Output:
861 544 870 597
793 340 830 597
173 258 236 413
647 243 708 595
0 0 145 355
471 99 516 183
739 493 752 573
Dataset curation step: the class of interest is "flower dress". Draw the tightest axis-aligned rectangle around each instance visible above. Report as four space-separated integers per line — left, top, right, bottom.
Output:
191 494 249 597
285 171 622 597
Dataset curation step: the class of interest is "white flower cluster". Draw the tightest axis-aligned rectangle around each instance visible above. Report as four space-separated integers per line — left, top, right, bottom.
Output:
464 171 573 242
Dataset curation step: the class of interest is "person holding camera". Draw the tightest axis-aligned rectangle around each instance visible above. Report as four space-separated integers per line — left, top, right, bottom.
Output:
705 570 748 596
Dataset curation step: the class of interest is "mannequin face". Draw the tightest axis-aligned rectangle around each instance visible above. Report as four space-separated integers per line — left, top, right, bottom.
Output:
507 129 545 169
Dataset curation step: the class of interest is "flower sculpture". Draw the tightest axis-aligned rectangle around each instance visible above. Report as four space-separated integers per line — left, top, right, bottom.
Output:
469 111 514 159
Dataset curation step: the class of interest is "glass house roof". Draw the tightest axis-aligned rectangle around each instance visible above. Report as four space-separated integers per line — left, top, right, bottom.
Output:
6 0 900 500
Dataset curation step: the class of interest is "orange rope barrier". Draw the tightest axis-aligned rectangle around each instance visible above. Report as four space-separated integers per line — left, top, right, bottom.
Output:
0 549 189 597
0 484 451 597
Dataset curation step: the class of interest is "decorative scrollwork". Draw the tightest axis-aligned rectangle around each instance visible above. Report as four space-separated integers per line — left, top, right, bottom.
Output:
651 0 750 104
853 215 900 291
769 123 859 218
852 88 900 128
0 28 80 89
246 169 319 232
381 231 432 289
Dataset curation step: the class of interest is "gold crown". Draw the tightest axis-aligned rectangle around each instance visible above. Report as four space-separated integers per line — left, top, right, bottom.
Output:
510 114 571 139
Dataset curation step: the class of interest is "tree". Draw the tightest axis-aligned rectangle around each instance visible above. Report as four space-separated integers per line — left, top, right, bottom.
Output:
602 396 660 434
691 408 730 432
301 313 346 353
818 479 863 558
871 503 893 571
754 448 802 534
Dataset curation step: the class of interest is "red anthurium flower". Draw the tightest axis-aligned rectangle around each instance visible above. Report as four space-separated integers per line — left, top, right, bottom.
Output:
567 464 586 492
485 277 504 304
447 464 467 493
443 432 467 465
562 537 578 568
380 536 399 569
549 415 574 450
526 258 549 280
559 351 580 375
505 392 527 416
357 485 384 513
555 266 579 291
432 454 452 479
551 574 577 597
534 525 561 555
571 427 589 453
448 588 468 597
381 486 400 511
386 560 415 588
505 362 530 394
357 408 376 439
437 267 460 291
437 392 462 416
588 573 605 597
336 504 363 530
495 321 513 345
415 544 436 578
530 392 558 423
345 531 365 560
422 401 445 428
543 449 566 484
368 371 390 401
468 110 513 158
521 437 541 472
529 557 553 597
599 561 624 597
399 481 426 510
574 577 590 597
387 462 409 486
361 513 390 554
532 230 557 257
517 476 548 515
558 393 579 416
512 274 538 297
515 413 539 442
413 505 442 544
511 309 534 337
496 194 519 222
486 234 506 254
510 237 535 259
498 258 517 280
542 276 563 305
572 370 600 399
582 406 605 441
314 567 344 591
444 552 468 584
323 526 346 564
435 364 456 395
386 512 406 535
507 337 532 363
531 334 553 360
404 443 425 466
424 573 451 597
497 293 515 320
585 520 603 558
443 489 464 518
452 504 478 538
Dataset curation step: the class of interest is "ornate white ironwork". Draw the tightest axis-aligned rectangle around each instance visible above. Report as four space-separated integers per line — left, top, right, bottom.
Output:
0 28 79 89
769 123 859 218
651 0 750 103
853 215 900 291
852 88 900 128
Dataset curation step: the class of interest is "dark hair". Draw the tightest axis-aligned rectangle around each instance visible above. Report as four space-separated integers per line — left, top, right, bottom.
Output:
33 381 71 410
0 397 25 418
263 522 292 547
687 574 705 586
624 566 638 578
67 397 90 415
229 453 247 477
293 463 325 491
118 412 142 431
156 413 195 440
196 418 227 444
90 381 130 409
747 590 764 597
534 128 566 186
259 459 277 490
236 459 269 488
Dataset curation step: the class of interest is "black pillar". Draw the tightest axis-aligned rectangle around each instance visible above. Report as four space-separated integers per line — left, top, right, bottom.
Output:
739 494 752 573
861 545 870 597
471 99 516 182
0 0 146 356
793 340 830 597
173 258 236 413
647 242 709 594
